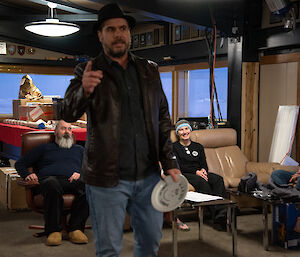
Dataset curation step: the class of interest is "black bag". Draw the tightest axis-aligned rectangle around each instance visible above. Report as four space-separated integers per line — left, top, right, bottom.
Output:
238 172 257 193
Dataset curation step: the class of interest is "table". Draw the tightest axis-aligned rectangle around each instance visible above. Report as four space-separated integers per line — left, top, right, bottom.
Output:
172 199 237 257
0 123 86 159
227 188 283 251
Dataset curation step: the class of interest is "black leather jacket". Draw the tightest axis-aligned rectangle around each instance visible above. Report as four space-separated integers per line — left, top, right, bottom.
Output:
59 52 179 187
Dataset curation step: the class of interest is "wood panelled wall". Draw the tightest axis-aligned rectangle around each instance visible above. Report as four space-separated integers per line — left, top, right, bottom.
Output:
241 62 259 162
0 64 74 75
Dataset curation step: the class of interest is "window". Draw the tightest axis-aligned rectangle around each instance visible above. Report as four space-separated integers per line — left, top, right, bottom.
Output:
160 72 173 116
187 67 227 119
0 73 73 114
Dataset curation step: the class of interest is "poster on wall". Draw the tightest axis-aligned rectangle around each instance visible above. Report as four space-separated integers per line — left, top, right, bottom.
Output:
146 32 153 46
7 44 16 55
174 25 181 41
140 33 146 47
0 42 7 54
182 25 190 40
153 29 160 45
17 46 25 55
130 36 133 49
133 34 139 48
269 105 299 164
191 27 199 38
26 48 35 55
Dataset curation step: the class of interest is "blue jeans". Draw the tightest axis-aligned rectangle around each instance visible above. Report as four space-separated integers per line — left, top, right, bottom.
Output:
271 170 300 190
86 173 163 257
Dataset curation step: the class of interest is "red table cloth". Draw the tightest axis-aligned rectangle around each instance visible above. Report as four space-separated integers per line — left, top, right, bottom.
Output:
0 123 86 147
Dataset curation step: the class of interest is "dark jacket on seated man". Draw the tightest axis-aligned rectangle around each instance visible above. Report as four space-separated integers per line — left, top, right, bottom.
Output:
15 120 89 246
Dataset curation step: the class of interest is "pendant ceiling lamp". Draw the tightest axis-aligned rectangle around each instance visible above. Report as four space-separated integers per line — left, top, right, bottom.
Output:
25 2 80 37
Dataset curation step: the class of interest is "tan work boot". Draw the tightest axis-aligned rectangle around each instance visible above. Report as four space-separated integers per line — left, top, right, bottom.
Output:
69 230 88 244
46 232 62 246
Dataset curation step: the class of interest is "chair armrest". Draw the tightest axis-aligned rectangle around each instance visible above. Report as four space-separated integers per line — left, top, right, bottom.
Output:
17 179 39 188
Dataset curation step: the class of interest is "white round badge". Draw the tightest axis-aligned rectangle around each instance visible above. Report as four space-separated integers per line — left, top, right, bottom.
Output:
192 151 198 156
151 174 188 212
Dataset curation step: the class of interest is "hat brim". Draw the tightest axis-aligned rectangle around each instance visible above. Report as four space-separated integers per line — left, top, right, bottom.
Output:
94 15 136 32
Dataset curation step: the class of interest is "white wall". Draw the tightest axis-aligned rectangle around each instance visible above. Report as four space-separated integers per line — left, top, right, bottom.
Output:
259 62 298 161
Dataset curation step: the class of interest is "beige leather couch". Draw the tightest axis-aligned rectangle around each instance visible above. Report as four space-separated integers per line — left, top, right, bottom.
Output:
171 128 298 208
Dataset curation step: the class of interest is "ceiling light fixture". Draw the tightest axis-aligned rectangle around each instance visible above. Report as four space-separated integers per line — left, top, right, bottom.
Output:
24 2 80 37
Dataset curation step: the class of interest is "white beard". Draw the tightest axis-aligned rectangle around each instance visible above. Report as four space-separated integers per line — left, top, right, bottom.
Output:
55 134 74 149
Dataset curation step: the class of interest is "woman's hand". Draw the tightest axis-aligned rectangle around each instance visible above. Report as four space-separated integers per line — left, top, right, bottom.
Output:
196 169 208 181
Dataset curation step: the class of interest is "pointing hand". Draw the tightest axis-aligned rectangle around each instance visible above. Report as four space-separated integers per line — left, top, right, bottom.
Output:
82 61 103 98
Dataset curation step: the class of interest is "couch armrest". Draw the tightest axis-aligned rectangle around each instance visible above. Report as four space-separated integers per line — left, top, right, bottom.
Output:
246 162 299 184
246 162 279 184
269 164 299 172
246 162 299 174
246 162 279 175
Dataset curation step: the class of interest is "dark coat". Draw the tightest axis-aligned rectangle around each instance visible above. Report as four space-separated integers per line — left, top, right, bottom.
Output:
58 52 178 187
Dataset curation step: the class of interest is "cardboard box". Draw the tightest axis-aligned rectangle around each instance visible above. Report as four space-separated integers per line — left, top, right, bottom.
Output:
18 104 53 122
12 99 53 119
18 105 35 121
0 167 16 209
273 203 300 249
0 167 27 210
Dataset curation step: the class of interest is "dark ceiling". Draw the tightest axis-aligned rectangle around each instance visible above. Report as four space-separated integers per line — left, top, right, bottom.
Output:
0 0 255 57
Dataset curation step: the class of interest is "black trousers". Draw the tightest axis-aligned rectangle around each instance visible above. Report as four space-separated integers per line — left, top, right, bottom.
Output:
35 176 89 235
184 172 227 223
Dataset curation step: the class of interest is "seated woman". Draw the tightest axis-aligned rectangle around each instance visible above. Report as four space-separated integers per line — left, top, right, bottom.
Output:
271 169 300 190
172 119 227 231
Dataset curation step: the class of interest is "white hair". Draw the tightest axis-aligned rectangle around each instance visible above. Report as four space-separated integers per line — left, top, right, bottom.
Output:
55 134 74 149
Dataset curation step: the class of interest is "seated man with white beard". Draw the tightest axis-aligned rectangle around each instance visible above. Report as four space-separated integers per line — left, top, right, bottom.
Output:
15 120 89 246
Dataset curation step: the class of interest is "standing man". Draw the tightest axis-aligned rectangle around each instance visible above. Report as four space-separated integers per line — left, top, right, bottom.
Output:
58 3 180 257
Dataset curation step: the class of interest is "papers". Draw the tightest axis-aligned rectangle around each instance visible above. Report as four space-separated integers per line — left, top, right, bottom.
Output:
185 191 223 202
282 155 299 166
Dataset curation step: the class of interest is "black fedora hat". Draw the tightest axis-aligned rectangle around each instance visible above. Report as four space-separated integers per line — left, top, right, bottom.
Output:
94 3 136 31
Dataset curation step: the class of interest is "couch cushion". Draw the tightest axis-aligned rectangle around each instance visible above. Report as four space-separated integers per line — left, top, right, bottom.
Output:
215 145 248 185
204 148 223 175
170 130 177 143
190 128 237 148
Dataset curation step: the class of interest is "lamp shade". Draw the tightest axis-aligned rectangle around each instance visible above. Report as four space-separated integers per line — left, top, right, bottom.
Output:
25 18 80 37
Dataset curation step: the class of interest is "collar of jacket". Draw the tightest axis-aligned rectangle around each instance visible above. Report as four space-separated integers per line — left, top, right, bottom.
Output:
92 52 150 79
91 51 152 109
